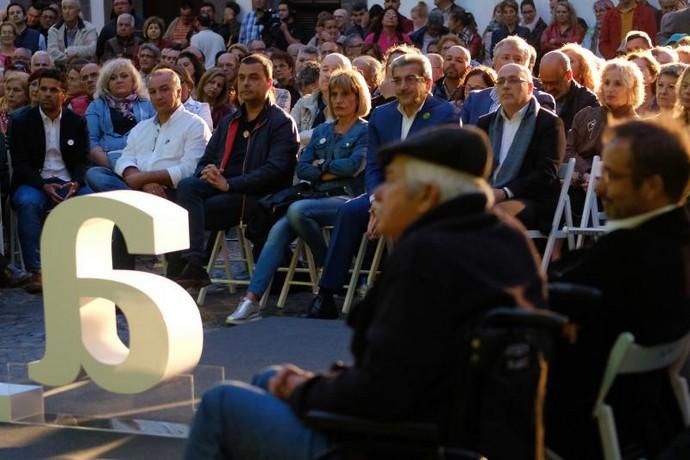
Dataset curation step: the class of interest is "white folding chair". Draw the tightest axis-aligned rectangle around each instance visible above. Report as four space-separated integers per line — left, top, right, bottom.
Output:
197 224 255 305
341 235 387 314
526 158 576 272
270 238 319 308
593 331 690 460
563 156 607 249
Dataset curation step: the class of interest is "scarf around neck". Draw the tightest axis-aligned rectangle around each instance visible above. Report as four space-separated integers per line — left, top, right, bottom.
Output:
489 96 539 188
104 92 140 119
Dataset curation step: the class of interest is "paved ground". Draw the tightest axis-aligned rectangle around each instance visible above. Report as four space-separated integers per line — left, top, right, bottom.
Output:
0 268 338 372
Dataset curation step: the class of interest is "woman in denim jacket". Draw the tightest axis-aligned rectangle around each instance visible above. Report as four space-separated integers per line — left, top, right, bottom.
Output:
226 68 370 325
85 58 155 167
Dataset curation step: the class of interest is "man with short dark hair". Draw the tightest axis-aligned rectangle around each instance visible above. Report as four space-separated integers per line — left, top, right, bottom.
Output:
409 10 448 53
271 1 303 50
200 1 223 35
26 5 41 29
625 30 654 52
10 68 92 293
347 2 369 38
37 6 58 41
173 54 299 287
191 14 226 69
101 13 143 62
271 50 299 110
538 50 599 131
185 125 547 459
161 47 181 66
7 2 46 53
548 120 690 458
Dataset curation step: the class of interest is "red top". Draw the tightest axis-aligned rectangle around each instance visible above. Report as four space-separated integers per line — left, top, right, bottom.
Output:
540 23 585 53
598 3 657 59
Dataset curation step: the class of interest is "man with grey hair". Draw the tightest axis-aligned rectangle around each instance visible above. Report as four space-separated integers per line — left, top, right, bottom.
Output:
101 13 143 62
295 45 319 74
30 50 53 72
185 125 547 457
352 55 383 95
477 63 564 232
85 68 212 269
304 53 458 319
137 43 160 84
333 8 351 34
47 0 98 64
461 36 555 125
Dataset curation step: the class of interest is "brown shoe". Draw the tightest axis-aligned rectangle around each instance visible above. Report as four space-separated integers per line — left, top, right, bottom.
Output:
24 272 42 294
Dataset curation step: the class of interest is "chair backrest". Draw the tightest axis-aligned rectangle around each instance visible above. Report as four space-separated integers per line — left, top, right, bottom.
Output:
594 331 690 416
448 307 568 460
549 158 576 233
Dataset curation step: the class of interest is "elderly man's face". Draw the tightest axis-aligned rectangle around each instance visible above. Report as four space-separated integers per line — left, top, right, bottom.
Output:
375 156 437 240
496 64 532 111
538 59 571 99
393 63 430 109
80 63 100 95
217 53 239 81
117 18 134 37
61 0 80 23
493 43 527 71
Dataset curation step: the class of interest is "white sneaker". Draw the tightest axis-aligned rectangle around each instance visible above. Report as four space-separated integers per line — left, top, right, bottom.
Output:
225 297 262 325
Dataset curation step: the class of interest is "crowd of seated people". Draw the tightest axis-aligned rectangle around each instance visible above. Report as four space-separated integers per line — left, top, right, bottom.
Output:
1 0 690 456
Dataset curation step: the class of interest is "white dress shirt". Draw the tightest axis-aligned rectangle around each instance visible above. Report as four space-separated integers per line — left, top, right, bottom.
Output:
39 108 70 181
397 102 424 140
497 103 529 167
115 105 212 187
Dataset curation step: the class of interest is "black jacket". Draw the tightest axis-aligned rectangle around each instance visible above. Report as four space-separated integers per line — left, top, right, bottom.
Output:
9 106 90 191
477 105 565 230
548 207 690 458
556 81 600 132
288 194 546 435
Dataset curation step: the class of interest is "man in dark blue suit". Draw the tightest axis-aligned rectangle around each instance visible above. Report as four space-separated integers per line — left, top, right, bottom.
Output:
461 36 555 126
304 53 459 318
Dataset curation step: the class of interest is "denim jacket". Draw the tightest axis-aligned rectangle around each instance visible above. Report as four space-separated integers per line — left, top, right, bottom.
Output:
85 97 156 154
296 119 367 196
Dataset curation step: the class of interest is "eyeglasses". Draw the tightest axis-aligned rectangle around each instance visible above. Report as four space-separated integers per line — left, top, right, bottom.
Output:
391 75 426 86
495 77 529 86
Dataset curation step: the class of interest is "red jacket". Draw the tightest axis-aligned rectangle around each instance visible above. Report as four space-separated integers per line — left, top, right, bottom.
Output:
598 4 657 59
540 23 585 53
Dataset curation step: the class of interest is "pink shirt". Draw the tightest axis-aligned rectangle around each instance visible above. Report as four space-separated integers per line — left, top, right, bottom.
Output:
364 30 412 54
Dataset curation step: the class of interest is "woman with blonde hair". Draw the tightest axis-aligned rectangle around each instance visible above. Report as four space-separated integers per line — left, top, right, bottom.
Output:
674 65 690 126
196 67 233 128
0 70 28 133
410 1 428 31
226 68 371 324
567 59 644 177
656 63 686 116
560 43 601 91
85 58 155 167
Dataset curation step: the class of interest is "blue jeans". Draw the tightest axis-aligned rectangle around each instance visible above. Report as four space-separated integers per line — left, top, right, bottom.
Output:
85 166 128 191
319 194 370 292
185 367 332 460
12 179 92 272
248 197 347 297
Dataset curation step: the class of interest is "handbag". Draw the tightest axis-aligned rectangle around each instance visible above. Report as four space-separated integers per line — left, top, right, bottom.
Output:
257 182 349 219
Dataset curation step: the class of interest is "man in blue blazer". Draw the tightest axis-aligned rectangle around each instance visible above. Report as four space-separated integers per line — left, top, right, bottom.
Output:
304 53 459 318
462 36 555 126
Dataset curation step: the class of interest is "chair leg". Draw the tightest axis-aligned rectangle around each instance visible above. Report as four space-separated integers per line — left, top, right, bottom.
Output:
277 239 303 308
366 238 386 289
342 234 368 314
197 231 224 305
596 405 622 460
541 232 557 273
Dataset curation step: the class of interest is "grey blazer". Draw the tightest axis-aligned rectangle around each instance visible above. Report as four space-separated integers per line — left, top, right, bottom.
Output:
658 7 690 44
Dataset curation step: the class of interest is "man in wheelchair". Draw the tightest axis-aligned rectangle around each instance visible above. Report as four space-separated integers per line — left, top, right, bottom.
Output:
184 126 550 460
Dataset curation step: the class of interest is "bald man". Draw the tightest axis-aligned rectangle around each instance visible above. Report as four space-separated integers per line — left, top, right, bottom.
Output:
538 50 599 131
433 45 470 101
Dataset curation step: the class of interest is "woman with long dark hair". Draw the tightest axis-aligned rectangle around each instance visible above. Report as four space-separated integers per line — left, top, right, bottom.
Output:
364 7 412 55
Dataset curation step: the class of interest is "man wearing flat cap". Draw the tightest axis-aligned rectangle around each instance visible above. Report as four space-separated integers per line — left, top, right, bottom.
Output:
184 126 547 459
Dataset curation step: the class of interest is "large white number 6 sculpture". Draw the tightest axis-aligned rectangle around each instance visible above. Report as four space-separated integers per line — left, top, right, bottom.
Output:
28 191 203 394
